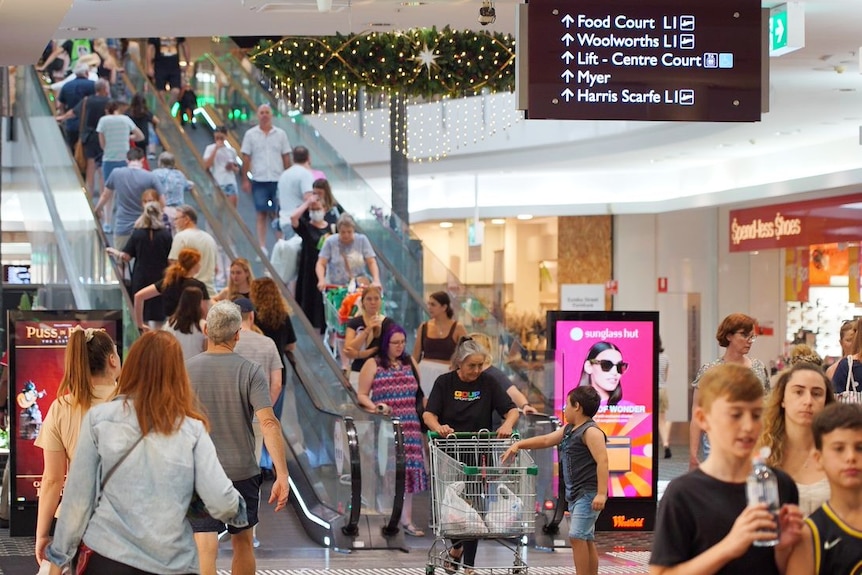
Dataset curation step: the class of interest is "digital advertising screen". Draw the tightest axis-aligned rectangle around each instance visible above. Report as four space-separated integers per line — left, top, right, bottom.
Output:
7 310 121 536
547 310 658 530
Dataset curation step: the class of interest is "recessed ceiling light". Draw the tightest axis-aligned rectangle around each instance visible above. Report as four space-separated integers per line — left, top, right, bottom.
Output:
62 26 97 31
490 218 506 225
439 221 454 228
400 1 426 5
366 22 393 27
516 214 533 221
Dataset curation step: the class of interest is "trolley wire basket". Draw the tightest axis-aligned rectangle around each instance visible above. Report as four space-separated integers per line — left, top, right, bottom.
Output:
426 431 537 575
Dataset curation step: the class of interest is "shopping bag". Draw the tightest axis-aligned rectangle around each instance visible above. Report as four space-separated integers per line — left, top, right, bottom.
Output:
484 484 523 534
838 356 862 404
74 140 87 174
441 481 488 535
270 235 302 283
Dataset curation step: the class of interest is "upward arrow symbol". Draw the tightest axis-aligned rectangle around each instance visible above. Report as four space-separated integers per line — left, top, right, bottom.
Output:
561 69 574 83
561 14 574 28
562 33 574 46
561 51 574 64
561 88 574 102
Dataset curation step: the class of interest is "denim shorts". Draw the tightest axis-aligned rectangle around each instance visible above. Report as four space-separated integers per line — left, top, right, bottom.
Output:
220 183 237 197
188 474 261 534
568 492 601 541
251 180 278 213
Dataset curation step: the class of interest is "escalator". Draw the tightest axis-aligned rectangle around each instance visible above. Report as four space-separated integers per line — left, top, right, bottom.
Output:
17 63 410 552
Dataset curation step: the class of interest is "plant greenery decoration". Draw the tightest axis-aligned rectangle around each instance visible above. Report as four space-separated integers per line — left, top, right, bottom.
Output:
250 27 516 99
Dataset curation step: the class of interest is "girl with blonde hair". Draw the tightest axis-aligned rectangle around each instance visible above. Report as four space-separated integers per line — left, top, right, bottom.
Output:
34 327 121 567
213 258 254 302
108 199 173 328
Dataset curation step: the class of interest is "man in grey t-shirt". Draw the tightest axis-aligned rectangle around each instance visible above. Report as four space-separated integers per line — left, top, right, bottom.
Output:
185 300 289 575
94 147 165 248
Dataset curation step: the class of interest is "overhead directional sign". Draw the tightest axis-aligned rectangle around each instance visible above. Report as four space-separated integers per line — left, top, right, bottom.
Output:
523 0 762 122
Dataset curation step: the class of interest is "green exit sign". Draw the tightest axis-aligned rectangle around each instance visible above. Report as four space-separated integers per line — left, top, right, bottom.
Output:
769 6 788 52
769 2 805 56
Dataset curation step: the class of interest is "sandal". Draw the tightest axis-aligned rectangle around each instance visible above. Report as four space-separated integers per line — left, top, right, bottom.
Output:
443 549 462 574
400 523 425 537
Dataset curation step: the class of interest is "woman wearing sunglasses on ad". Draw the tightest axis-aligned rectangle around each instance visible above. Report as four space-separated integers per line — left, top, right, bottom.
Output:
578 341 634 407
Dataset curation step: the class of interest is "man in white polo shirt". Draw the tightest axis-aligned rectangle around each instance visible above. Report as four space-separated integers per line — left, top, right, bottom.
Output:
240 104 291 255
169 205 218 297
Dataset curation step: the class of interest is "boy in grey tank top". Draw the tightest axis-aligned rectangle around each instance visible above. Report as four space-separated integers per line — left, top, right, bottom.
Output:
502 387 608 575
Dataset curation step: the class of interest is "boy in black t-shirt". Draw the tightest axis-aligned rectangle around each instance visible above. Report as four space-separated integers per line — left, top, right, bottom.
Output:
650 364 803 575
786 403 862 575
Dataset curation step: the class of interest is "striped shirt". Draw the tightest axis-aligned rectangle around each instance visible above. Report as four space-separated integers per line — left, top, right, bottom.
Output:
96 114 138 162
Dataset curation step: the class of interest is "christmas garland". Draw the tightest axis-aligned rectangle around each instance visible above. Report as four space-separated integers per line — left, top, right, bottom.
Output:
250 27 516 98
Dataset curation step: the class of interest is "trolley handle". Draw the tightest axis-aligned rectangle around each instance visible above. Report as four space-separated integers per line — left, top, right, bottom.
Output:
427 430 521 440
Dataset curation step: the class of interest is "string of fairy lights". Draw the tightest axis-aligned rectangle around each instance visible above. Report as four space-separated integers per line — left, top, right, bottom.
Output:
250 28 522 163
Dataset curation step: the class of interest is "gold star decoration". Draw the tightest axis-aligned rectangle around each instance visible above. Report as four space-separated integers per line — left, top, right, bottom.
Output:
413 43 439 76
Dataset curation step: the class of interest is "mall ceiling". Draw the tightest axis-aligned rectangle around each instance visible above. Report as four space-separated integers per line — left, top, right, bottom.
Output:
2 0 862 214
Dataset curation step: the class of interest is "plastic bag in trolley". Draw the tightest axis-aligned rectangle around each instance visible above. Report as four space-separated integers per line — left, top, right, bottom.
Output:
441 480 489 534
484 484 523 534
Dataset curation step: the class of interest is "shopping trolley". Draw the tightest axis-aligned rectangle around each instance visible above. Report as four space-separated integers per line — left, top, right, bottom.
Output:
426 431 537 575
321 285 362 360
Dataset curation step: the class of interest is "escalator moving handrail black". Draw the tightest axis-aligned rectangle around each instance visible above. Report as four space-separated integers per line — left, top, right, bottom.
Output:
342 416 362 536
383 417 406 537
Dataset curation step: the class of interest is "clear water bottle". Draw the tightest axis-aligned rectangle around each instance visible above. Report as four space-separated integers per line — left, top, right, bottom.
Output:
746 446 780 547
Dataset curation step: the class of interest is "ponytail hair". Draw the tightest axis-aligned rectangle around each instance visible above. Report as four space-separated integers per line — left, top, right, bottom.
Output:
164 248 201 288
57 328 117 410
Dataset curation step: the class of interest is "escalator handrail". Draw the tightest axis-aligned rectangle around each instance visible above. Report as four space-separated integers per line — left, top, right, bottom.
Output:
384 416 406 536
342 416 362 536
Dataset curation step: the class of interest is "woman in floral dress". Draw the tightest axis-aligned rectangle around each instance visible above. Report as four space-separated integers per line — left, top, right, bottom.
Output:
357 323 428 536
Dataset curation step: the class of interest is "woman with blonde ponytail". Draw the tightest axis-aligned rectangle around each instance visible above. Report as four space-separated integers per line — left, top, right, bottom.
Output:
133 248 210 331
107 199 173 329
34 327 121 568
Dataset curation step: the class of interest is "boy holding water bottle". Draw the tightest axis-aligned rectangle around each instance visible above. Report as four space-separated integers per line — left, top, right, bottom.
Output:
785 403 862 575
649 364 804 574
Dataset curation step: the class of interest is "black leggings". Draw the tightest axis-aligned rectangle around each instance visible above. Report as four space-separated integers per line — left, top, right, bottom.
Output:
451 539 479 567
84 551 194 575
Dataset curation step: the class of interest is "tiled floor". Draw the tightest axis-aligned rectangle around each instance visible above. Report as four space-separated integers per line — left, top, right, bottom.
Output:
0 445 691 575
